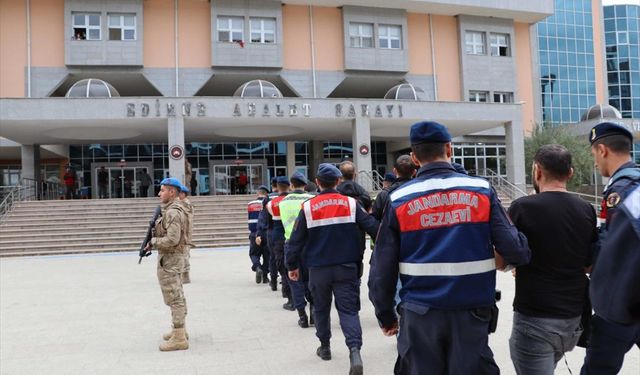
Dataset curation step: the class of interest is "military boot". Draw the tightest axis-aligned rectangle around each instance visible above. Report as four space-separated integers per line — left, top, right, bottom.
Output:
269 278 278 291
181 272 191 284
262 271 269 284
349 348 363 375
159 328 189 351
316 343 331 360
297 308 309 328
162 328 189 341
282 298 295 311
255 268 263 284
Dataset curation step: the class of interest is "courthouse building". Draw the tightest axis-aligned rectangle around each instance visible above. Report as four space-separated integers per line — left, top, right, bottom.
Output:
0 0 559 197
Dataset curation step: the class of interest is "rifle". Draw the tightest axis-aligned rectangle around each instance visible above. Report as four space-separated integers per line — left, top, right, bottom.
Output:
138 205 162 264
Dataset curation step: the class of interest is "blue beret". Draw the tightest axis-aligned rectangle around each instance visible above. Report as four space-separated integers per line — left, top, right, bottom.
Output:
383 173 396 182
410 121 452 145
590 122 633 144
179 184 190 194
276 176 290 185
291 172 308 185
257 185 270 193
160 177 182 189
317 163 342 179
271 177 278 184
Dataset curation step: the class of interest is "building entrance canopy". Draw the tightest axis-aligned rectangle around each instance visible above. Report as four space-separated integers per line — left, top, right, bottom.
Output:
0 97 521 145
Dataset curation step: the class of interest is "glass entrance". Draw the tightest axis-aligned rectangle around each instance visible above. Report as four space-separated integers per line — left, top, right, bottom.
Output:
211 164 264 195
96 166 150 198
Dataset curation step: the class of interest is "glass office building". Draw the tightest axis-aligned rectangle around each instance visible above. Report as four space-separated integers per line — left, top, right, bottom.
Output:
538 0 597 124
604 2 640 119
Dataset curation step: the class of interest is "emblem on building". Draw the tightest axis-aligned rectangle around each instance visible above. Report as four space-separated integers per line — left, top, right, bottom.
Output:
169 145 184 160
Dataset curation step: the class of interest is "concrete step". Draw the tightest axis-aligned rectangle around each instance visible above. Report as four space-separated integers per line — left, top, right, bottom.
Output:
10 200 251 211
12 195 253 208
0 229 249 243
0 241 248 257
0 235 249 250
1 212 248 223
0 223 246 234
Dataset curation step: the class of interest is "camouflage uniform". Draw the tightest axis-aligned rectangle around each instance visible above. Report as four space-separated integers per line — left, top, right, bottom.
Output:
151 197 188 329
179 197 195 282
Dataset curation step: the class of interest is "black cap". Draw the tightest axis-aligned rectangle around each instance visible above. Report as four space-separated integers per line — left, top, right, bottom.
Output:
589 122 633 145
409 121 452 145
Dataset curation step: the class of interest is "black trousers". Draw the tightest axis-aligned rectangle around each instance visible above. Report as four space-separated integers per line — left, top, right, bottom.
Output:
394 306 499 375
270 238 290 298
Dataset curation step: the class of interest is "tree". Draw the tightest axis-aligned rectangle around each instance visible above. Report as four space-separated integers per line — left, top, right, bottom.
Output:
524 125 593 188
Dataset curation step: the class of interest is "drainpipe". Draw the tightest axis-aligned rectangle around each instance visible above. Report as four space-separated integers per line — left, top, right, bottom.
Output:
174 0 179 96
309 6 317 98
429 14 437 101
26 0 32 98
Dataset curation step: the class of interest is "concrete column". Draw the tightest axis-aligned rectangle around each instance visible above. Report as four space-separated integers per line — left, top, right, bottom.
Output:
286 141 296 177
20 145 36 180
352 117 373 190
167 117 186 184
504 120 526 191
309 140 324 179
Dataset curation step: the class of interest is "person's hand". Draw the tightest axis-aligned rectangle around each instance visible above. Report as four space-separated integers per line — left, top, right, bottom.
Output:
494 250 506 271
289 269 299 281
144 243 152 251
255 236 262 246
382 321 399 336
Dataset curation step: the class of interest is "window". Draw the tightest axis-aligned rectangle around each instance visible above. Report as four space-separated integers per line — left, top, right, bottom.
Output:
349 23 373 48
617 31 628 45
469 91 489 102
465 31 485 55
379 24 401 49
218 16 244 43
493 92 513 103
490 33 510 56
250 18 275 44
72 13 101 40
108 14 136 41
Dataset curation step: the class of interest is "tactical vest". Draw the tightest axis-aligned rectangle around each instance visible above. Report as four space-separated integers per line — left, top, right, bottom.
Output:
279 191 315 240
247 198 264 233
389 176 496 309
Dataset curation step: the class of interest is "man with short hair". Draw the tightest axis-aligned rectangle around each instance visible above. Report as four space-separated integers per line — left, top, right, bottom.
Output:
287 164 379 374
508 144 597 374
382 173 396 189
581 122 640 375
372 155 415 221
337 161 372 212
144 177 190 351
369 121 530 374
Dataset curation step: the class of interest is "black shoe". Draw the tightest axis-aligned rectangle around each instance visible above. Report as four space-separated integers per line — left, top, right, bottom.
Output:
316 344 331 361
282 298 295 311
349 348 363 375
297 308 309 328
262 272 269 284
309 304 315 326
255 268 263 284
270 279 277 291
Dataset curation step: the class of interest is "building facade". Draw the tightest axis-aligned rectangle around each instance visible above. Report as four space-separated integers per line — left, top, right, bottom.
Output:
0 0 555 197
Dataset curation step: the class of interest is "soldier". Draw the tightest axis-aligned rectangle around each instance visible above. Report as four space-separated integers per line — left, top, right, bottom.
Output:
257 177 280 291
287 164 379 375
368 121 530 374
178 184 194 284
248 185 270 284
279 172 315 328
144 177 190 351
581 122 640 374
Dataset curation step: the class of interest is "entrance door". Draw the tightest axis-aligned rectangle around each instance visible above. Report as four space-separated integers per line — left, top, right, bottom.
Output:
210 162 266 195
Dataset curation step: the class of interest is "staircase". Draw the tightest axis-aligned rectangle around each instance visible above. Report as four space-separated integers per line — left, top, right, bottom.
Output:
0 195 251 257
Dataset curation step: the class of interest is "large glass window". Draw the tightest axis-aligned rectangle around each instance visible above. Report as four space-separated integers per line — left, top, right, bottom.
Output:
378 24 401 49
218 16 244 43
72 13 101 40
108 14 136 41
465 31 486 55
349 23 374 48
250 18 275 44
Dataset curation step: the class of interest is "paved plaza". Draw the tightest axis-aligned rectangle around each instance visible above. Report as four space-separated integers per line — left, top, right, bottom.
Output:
1 247 638 375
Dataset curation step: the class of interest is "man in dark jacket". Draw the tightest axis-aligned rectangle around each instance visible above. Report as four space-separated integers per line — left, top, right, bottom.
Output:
337 161 372 212
372 155 415 221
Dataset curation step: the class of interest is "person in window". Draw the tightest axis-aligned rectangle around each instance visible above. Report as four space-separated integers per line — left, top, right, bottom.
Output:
63 167 76 199
238 171 248 194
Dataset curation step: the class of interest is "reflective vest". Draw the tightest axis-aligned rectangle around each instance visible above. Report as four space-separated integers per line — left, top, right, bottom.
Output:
389 176 495 309
247 198 263 233
266 194 288 240
279 191 315 240
301 193 361 267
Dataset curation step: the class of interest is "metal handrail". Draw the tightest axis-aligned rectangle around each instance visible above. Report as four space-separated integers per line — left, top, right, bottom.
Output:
476 169 528 201
357 170 384 192
0 178 65 221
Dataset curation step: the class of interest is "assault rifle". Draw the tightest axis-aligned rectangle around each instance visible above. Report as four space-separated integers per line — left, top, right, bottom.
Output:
138 205 162 264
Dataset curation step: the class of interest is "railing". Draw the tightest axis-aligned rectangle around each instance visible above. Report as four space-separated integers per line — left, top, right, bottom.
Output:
476 169 528 202
0 178 65 221
357 170 384 192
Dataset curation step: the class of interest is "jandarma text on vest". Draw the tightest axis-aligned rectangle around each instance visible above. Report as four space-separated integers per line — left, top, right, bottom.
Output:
312 198 349 211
